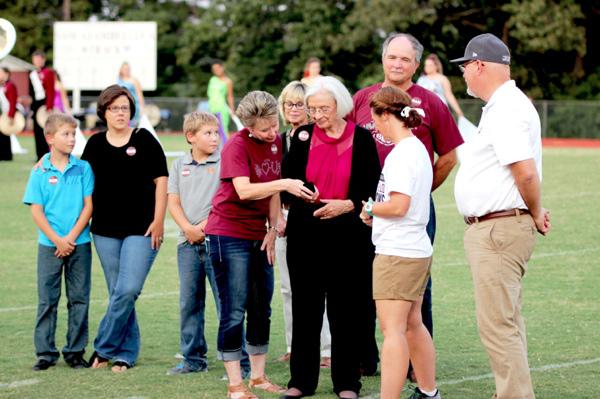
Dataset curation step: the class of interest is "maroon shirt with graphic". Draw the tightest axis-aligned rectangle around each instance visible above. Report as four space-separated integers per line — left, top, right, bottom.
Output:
347 82 463 166
205 129 282 241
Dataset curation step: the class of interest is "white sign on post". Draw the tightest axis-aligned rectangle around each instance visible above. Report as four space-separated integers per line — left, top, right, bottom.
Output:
53 22 157 91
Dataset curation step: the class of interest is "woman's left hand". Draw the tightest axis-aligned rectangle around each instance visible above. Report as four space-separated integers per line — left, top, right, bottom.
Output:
145 220 165 250
313 199 354 220
260 228 277 265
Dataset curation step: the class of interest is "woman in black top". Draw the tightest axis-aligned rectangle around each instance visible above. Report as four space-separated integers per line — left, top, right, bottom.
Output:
281 77 381 399
82 85 168 372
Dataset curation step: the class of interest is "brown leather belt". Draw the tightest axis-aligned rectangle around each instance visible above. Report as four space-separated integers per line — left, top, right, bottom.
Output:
464 209 530 225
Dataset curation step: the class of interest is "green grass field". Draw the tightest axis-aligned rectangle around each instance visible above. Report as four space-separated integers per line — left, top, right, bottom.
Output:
1 134 599 398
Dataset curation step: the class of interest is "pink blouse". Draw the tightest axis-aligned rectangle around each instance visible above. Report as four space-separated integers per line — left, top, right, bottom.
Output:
306 121 355 199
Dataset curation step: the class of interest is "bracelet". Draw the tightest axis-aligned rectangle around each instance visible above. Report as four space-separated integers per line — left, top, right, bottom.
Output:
365 198 374 217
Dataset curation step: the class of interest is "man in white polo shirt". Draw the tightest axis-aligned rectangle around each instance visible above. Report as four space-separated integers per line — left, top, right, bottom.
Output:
451 34 551 399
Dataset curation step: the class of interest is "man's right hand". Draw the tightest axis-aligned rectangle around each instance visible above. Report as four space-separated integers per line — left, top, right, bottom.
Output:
534 208 551 236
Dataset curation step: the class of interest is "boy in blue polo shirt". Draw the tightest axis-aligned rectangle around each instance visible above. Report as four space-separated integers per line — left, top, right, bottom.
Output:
23 113 94 371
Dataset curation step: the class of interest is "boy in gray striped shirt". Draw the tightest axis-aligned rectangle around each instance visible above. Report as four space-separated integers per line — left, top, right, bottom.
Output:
167 112 221 374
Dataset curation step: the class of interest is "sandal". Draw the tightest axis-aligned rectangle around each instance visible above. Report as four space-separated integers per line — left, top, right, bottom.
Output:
88 351 109 369
111 360 130 373
227 382 258 399
249 375 286 394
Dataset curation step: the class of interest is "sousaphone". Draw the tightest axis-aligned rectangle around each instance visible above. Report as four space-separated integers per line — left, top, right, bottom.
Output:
0 18 17 59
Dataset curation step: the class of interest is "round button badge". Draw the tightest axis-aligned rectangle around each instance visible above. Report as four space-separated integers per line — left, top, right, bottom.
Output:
298 130 309 141
126 146 137 156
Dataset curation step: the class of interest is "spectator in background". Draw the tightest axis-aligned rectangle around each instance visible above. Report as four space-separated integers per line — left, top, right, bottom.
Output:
29 50 55 160
117 62 145 126
54 72 71 114
417 54 464 118
301 57 323 87
207 60 235 137
0 66 17 160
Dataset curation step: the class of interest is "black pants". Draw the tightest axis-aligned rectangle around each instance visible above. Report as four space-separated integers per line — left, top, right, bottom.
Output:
0 133 12 160
286 210 372 395
32 100 49 160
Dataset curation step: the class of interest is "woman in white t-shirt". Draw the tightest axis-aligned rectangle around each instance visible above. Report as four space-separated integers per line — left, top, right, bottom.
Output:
360 87 441 399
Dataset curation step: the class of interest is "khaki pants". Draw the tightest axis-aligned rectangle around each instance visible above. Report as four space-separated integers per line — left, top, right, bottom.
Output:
464 214 537 399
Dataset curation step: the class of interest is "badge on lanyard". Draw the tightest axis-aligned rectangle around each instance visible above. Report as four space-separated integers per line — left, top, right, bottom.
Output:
126 146 137 156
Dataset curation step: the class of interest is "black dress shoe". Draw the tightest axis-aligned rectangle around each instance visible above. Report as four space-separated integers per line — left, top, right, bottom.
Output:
66 355 89 369
32 359 56 371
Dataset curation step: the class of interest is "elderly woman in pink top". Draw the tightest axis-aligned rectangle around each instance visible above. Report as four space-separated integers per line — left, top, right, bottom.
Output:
281 77 381 399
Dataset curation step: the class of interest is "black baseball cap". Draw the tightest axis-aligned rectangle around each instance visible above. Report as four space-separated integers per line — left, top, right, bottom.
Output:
450 33 511 65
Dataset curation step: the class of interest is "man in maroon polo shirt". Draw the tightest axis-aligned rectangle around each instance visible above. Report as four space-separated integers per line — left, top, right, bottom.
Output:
347 33 463 377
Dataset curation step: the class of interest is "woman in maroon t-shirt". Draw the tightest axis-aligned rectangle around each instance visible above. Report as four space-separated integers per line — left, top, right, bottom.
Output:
204 91 316 399
282 77 381 399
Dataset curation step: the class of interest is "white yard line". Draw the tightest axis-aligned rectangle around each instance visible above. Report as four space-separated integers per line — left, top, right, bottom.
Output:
0 291 178 313
1 246 597 313
435 246 600 269
0 378 41 389
361 357 600 398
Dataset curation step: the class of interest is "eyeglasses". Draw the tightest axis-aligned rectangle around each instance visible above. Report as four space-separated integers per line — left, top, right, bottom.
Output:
107 105 130 113
307 106 332 116
459 60 477 73
284 101 305 110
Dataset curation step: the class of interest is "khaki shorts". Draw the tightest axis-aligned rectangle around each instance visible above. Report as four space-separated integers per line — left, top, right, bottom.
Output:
373 254 432 301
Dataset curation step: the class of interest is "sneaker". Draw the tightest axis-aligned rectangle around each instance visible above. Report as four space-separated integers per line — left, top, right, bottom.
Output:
32 358 56 371
409 387 441 399
167 361 208 375
65 355 89 369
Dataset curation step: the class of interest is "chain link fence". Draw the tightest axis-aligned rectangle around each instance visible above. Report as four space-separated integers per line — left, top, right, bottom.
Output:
79 96 600 138
458 99 600 138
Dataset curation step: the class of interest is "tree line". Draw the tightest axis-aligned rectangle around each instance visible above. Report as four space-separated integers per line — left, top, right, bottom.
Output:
3 0 599 100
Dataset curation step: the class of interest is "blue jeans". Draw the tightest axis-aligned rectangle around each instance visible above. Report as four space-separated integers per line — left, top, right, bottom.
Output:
177 242 219 370
206 234 274 361
92 235 157 366
34 243 91 362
